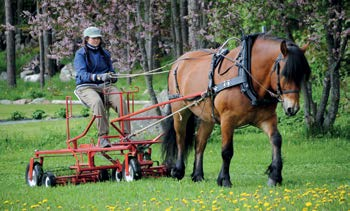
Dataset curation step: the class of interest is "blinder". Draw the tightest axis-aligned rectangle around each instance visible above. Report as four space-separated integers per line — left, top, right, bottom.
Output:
272 54 300 101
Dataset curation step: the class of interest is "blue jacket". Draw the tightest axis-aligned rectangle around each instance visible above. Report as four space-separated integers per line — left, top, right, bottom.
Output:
74 45 115 86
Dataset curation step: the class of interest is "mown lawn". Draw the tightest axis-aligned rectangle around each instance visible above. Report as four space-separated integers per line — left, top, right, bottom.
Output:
0 116 349 210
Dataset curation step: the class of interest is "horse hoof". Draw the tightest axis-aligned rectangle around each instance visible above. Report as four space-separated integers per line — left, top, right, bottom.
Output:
171 168 185 180
192 175 204 182
267 178 281 186
217 178 232 187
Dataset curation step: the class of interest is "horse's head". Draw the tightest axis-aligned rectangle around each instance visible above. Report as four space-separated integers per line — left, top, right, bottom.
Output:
273 40 311 116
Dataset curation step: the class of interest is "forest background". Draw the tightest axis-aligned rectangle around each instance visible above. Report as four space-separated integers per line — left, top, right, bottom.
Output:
1 0 349 135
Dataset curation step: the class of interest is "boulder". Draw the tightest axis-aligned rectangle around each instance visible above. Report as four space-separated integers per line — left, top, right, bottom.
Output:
13 99 31 104
0 72 7 81
0 100 12 104
20 70 34 79
59 63 76 82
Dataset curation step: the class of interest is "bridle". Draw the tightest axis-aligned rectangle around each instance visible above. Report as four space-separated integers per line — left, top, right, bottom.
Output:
271 54 300 102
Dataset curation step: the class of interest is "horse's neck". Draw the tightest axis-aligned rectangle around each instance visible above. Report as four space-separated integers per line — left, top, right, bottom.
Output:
251 40 281 96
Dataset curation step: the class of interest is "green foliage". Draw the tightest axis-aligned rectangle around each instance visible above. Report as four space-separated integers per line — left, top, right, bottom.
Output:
80 107 90 117
0 46 39 73
29 90 45 99
9 111 25 120
32 109 46 120
55 108 67 118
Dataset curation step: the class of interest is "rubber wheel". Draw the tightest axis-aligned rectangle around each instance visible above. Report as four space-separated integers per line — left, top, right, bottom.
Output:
25 161 43 187
111 169 122 182
143 152 152 160
42 172 56 187
122 157 142 182
98 169 110 182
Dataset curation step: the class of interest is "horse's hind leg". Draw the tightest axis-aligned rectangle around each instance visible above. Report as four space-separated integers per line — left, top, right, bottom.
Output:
191 120 214 182
259 117 283 186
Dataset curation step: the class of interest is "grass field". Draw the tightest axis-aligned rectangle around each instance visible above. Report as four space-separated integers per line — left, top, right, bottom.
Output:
0 71 349 210
0 112 349 210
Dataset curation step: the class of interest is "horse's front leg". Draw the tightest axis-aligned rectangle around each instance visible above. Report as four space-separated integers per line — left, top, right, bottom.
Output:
217 120 234 187
259 116 283 186
191 121 214 182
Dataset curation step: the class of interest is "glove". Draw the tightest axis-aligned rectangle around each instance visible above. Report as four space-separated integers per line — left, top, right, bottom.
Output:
96 73 111 82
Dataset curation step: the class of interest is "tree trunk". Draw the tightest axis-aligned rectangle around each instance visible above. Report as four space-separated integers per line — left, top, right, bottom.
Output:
180 0 189 50
37 1 45 88
188 0 200 50
136 0 163 129
303 0 347 133
171 0 183 57
5 0 16 88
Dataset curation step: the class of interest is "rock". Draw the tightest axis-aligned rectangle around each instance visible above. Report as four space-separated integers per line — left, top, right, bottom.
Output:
0 100 12 104
20 70 34 79
23 74 48 82
0 72 7 81
59 63 76 82
13 99 31 104
29 98 50 104
24 74 40 82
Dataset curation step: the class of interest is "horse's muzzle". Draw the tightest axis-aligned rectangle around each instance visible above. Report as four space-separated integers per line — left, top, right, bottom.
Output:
282 100 300 116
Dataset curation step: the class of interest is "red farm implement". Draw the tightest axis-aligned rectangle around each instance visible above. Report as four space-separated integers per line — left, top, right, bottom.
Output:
25 87 203 187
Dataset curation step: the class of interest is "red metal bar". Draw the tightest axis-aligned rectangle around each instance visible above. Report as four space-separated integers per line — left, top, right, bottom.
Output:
65 115 99 149
110 91 204 123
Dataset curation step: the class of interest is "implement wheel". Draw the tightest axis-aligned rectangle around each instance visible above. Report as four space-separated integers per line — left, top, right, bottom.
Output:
42 172 56 187
99 169 110 182
122 157 142 182
25 161 43 187
111 169 122 182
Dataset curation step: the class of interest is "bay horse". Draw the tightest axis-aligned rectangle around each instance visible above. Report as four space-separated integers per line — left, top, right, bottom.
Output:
161 34 311 187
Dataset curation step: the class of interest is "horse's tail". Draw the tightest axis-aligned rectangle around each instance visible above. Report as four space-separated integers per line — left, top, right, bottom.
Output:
161 106 196 167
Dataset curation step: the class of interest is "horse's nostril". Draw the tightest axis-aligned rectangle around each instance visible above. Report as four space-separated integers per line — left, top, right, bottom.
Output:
287 107 294 115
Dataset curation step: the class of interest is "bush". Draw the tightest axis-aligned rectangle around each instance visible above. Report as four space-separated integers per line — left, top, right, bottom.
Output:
10 111 25 120
55 108 66 118
29 90 45 99
80 107 90 117
32 109 46 120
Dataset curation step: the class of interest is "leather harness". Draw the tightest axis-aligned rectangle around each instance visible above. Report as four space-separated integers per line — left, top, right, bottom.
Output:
168 34 299 122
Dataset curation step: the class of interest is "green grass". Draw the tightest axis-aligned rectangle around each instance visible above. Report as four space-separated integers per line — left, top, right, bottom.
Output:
0 56 349 210
0 114 349 210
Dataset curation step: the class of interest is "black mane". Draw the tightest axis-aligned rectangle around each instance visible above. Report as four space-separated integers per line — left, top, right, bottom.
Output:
259 34 311 86
282 41 311 86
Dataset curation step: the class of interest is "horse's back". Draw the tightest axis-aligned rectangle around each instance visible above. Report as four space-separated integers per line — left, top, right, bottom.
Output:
168 50 213 96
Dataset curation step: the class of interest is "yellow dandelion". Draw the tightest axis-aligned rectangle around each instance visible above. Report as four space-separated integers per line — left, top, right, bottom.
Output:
264 202 270 207
30 204 40 209
229 191 233 195
150 197 157 202
42 199 48 203
3 200 10 204
165 206 173 211
57 205 62 209
182 198 188 205
305 202 312 207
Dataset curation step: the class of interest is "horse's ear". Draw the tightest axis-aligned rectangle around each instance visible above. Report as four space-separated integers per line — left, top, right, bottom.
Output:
300 42 309 53
280 40 288 56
